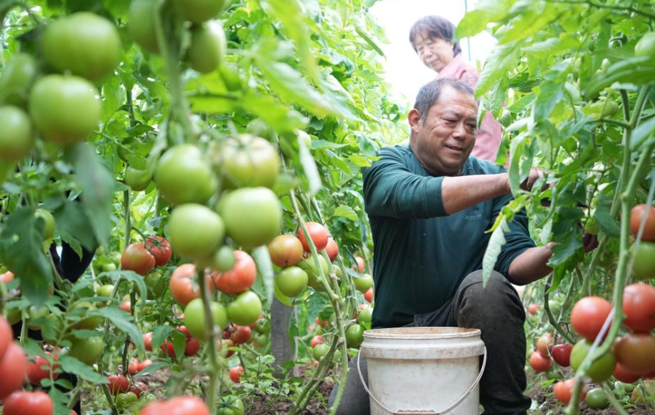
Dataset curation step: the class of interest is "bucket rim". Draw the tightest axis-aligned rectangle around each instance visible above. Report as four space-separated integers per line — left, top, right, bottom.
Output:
363 327 481 339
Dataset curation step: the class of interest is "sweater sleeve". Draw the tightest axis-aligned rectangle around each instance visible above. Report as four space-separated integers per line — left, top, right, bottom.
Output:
491 194 536 277
363 147 447 219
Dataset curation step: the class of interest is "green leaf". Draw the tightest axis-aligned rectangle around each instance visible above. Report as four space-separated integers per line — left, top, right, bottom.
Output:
482 216 509 287
630 117 655 150
240 92 307 134
94 307 145 355
54 199 100 252
534 81 564 121
354 25 385 57
476 43 522 96
333 206 358 222
0 208 51 306
252 245 274 306
457 0 515 38
298 134 322 195
583 56 655 100
64 143 115 247
58 356 107 383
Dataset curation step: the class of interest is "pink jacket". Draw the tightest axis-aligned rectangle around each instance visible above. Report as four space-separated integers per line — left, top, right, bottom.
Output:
438 54 502 163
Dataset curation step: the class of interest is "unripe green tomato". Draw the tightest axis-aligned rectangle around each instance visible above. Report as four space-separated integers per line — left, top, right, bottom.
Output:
0 105 34 161
346 324 365 348
631 241 655 280
570 339 616 383
298 255 329 291
217 396 244 415
72 302 104 330
116 391 138 408
183 298 228 340
254 318 270 334
353 274 374 293
212 246 236 272
102 263 117 273
144 271 167 299
5 304 22 325
227 291 263 326
252 333 267 347
218 63 243 92
128 0 159 53
312 343 329 360
125 166 153 191
97 284 115 297
27 305 49 329
276 266 308 298
548 300 562 316
69 336 105 365
0 53 38 107
635 32 655 60
34 208 56 240
187 21 226 74
219 187 282 249
155 144 218 205
585 387 609 409
176 0 227 24
168 204 225 261
357 307 373 325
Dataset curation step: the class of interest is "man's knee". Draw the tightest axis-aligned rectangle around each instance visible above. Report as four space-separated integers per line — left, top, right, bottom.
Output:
456 270 525 320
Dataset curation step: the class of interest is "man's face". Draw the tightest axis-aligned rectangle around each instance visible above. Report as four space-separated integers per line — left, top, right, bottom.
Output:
413 31 455 73
409 86 477 176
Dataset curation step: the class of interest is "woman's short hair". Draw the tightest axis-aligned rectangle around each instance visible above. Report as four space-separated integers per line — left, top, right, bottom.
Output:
409 16 462 56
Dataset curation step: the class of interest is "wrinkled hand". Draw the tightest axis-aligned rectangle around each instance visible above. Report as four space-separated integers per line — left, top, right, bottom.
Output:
582 232 599 252
520 168 548 192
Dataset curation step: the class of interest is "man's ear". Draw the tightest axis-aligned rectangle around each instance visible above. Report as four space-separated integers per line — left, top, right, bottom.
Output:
408 108 422 132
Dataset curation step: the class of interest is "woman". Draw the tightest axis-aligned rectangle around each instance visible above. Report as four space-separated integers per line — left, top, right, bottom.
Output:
409 16 502 163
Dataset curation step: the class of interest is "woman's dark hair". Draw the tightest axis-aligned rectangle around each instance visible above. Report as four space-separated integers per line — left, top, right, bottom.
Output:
409 16 462 56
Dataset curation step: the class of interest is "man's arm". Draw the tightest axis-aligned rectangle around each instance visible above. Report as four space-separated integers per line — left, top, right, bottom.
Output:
441 174 510 215
507 244 554 285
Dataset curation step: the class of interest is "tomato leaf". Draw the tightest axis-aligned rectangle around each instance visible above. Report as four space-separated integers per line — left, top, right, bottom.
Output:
58 356 107 383
252 245 274 306
482 216 509 287
0 207 52 306
476 42 522 97
456 0 514 38
332 206 358 222
630 117 655 150
298 133 322 195
94 307 145 355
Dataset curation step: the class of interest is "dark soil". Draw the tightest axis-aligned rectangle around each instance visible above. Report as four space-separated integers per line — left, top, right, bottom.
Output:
244 381 334 415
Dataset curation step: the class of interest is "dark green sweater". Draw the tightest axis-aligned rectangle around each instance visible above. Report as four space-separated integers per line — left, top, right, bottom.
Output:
363 144 535 328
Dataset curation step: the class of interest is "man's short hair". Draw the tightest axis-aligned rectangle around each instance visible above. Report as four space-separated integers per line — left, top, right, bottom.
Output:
409 16 462 56
413 78 475 124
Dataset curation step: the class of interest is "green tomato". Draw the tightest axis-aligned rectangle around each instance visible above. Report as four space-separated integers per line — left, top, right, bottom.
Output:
254 318 270 334
69 336 105 365
312 343 330 360
41 12 121 81
227 291 262 326
218 63 242 91
128 0 159 53
97 284 115 298
217 396 244 415
29 75 101 144
34 208 55 240
72 302 104 330
570 339 616 383
298 254 329 291
357 307 373 325
116 391 138 409
187 21 226 74
27 305 49 330
212 246 236 272
635 32 655 60
0 53 38 107
5 304 22 325
175 0 227 24
125 166 153 191
631 241 655 280
219 187 282 249
213 134 280 189
0 106 34 161
155 144 218 205
168 203 225 261
346 324 365 348
548 299 562 317
353 274 374 293
276 266 308 298
183 298 228 340
144 271 167 299
585 387 610 409
252 333 267 348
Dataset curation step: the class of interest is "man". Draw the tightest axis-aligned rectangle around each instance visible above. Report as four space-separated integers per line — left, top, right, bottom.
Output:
410 15 502 163
329 78 552 415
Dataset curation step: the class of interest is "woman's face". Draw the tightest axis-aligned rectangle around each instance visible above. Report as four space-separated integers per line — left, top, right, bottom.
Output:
413 31 455 73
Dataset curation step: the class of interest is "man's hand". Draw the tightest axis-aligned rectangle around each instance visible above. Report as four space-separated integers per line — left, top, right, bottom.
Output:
582 232 599 252
520 168 547 192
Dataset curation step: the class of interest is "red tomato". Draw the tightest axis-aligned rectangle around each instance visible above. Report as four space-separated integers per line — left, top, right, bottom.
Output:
0 342 26 399
268 234 304 267
119 300 131 313
27 352 59 385
184 338 200 356
364 287 374 303
553 378 586 404
536 333 553 357
213 250 256 295
128 358 139 375
311 335 325 348
143 332 153 352
324 237 339 261
614 363 641 383
137 359 153 372
353 256 365 273
0 315 13 360
614 333 655 375
529 351 552 372
623 283 655 332
230 325 252 345
143 236 173 266
551 344 573 367
0 271 14 284
169 264 213 306
630 204 655 241
3 390 53 415
297 222 329 252
570 296 613 341
140 396 210 415
121 243 156 275
229 365 244 383
108 374 130 395
130 381 148 398
217 339 235 358
527 304 540 315
315 317 328 327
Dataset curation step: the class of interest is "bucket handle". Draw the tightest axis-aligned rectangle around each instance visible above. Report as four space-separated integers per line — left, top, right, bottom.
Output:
356 345 487 415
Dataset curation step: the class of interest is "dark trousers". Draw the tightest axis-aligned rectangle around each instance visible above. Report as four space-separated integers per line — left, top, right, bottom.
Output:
328 270 531 415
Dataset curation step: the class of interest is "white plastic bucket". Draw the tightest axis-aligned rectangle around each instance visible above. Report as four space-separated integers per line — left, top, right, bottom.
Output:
358 327 486 415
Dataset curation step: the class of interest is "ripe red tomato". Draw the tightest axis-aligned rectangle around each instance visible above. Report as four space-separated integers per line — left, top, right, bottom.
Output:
0 316 12 360
268 234 304 267
536 333 554 357
297 222 329 252
230 325 252 345
119 301 131 313
529 351 552 372
325 237 339 261
217 339 235 358
144 236 173 266
311 335 325 348
128 358 139 375
213 250 256 295
121 243 156 275
137 359 153 372
143 332 153 352
551 344 573 367
570 296 613 341
315 317 328 327
130 381 148 398
364 288 374 303
553 378 586 404
229 365 244 383
3 390 54 415
108 374 130 395
0 342 26 399
527 304 540 315
169 264 213 306
353 256 365 273
623 283 655 332
185 338 200 356
630 204 655 241
614 333 655 375
139 396 210 415
614 363 641 383
0 271 14 284
27 352 59 385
